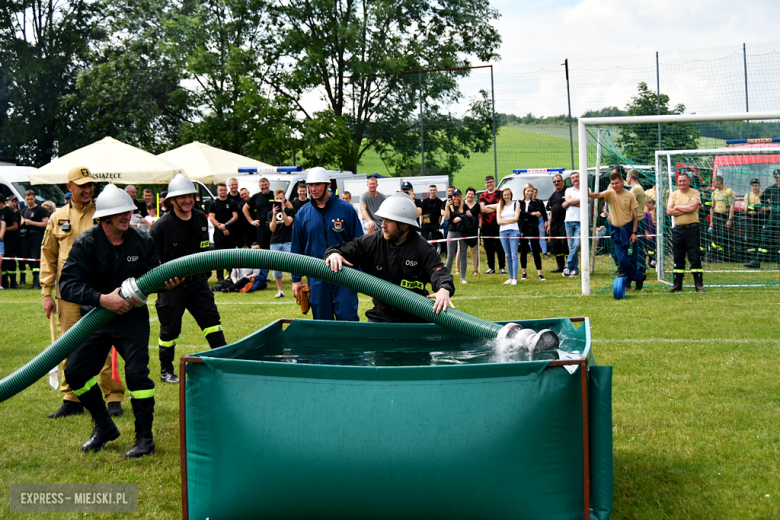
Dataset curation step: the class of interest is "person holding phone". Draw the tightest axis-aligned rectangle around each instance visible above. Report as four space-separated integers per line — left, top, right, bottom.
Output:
268 189 296 298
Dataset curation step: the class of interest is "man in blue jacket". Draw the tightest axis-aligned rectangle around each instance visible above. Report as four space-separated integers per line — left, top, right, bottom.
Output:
291 167 363 320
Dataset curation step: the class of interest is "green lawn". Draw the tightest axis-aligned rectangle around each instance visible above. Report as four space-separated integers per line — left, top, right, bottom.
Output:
1 256 779 519
357 125 729 190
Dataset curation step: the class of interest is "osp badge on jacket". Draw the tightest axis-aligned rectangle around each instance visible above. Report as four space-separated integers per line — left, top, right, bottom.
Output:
331 218 344 232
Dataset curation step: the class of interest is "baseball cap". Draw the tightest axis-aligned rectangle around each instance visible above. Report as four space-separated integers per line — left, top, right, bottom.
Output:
750 178 760 185
5 195 17 202
68 166 96 185
773 169 780 177
64 192 72 198
401 181 413 191
451 188 462 196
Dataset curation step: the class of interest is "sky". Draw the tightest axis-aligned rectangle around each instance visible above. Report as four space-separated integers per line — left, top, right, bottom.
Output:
485 0 780 117
491 0 780 67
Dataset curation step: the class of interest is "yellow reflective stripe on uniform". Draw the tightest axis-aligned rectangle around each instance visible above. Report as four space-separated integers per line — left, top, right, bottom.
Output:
690 269 703 273
711 242 723 251
400 279 424 290
130 389 155 399
759 248 768 253
73 376 98 396
203 325 223 337
158 339 176 347
673 269 686 274
200 240 209 248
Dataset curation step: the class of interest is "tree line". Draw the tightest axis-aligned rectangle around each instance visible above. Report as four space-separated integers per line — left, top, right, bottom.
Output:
0 0 501 178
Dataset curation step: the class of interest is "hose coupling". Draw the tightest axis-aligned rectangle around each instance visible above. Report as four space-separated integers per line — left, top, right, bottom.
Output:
120 278 147 307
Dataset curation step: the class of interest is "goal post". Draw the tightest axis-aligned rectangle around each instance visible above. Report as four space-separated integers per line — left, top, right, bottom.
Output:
577 111 780 295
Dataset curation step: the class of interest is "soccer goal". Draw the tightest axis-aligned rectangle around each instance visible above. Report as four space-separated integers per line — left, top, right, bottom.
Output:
576 111 780 295
655 145 780 288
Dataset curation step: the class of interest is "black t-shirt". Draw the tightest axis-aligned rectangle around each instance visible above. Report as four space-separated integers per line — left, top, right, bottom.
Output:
547 189 567 223
227 192 244 210
465 201 481 219
21 205 48 234
267 206 296 244
208 198 238 242
0 206 15 237
292 197 309 212
420 197 443 232
248 191 275 223
208 198 238 225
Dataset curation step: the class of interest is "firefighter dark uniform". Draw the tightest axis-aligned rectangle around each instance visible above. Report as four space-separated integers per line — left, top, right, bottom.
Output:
324 219 455 323
668 187 704 292
60 220 158 456
150 206 226 382
743 188 767 268
1 199 20 287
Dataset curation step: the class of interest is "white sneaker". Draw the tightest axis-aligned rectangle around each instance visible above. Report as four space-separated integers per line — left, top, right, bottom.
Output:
510 279 517 285
274 291 284 299
562 268 570 277
503 278 513 284
460 279 468 284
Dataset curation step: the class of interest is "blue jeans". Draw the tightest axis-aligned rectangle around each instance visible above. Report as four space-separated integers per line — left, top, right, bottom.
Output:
635 219 647 274
538 217 547 254
270 242 291 279
565 221 581 271
611 222 642 282
499 229 521 279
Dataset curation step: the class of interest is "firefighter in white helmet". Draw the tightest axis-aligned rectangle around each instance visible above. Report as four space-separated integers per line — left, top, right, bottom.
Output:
324 193 455 322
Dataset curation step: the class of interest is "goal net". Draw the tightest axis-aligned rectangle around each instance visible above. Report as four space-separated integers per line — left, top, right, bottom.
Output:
656 144 780 287
575 112 780 295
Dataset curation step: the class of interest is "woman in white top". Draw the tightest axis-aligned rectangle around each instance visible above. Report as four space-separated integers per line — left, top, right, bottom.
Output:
496 188 521 285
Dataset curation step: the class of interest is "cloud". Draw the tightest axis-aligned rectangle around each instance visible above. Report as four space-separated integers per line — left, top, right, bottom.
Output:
486 0 780 116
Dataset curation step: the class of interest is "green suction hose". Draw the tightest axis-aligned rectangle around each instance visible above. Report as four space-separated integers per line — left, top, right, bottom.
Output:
0 249 505 403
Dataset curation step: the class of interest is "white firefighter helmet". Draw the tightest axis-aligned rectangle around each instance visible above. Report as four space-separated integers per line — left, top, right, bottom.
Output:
166 173 198 199
305 167 330 184
375 192 420 229
93 184 138 219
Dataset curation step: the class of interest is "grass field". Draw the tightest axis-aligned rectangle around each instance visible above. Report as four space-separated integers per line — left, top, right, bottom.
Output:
357 125 730 189
1 254 779 520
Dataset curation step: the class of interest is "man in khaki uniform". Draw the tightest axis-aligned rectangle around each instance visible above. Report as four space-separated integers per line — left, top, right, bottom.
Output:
666 171 705 293
588 170 646 290
708 175 735 262
41 166 126 418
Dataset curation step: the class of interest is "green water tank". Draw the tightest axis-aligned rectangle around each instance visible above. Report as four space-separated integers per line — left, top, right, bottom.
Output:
181 318 612 520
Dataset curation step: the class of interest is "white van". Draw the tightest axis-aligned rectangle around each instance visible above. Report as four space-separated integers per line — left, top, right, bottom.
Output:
0 166 67 207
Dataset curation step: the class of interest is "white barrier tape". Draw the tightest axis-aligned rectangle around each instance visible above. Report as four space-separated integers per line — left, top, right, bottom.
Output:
427 234 659 244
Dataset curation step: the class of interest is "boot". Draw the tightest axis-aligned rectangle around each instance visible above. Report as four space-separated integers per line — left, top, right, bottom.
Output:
79 387 120 453
693 272 706 293
1 274 7 289
48 399 84 419
19 273 26 286
9 273 18 289
125 398 155 459
30 272 41 290
667 273 684 293
159 345 179 384
550 256 565 273
216 269 224 282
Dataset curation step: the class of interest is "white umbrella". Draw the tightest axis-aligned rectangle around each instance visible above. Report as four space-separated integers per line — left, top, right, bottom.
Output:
29 136 183 185
158 141 273 184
